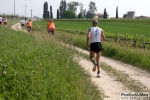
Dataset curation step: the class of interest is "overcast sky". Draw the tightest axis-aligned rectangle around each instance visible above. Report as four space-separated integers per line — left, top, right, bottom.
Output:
0 0 149 18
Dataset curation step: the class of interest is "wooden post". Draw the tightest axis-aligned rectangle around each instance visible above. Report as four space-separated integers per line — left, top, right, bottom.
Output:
133 34 137 47
125 33 128 44
117 32 120 43
142 35 146 51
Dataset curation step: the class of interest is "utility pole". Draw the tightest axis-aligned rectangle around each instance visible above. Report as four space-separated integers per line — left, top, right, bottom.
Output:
14 0 15 15
25 4 27 20
30 9 32 20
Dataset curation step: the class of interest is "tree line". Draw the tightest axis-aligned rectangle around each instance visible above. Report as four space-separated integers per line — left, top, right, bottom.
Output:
43 0 119 19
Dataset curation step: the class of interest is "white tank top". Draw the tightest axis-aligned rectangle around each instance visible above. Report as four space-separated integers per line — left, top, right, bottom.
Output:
90 27 102 43
20 20 25 24
4 18 7 22
0 17 2 21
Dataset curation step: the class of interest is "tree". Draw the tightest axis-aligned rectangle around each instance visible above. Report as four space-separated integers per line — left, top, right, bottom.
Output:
78 13 83 19
47 11 49 18
116 6 118 18
103 8 107 19
50 5 53 19
67 1 79 14
62 10 75 19
57 9 60 19
86 11 94 18
86 1 97 18
59 0 67 19
43 2 49 18
79 3 86 18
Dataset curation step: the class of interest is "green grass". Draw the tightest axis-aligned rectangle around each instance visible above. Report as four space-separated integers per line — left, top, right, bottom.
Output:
0 26 102 99
38 20 150 37
32 21 150 71
56 30 150 71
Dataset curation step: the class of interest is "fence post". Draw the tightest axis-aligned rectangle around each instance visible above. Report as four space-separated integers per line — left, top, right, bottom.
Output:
117 32 120 43
133 34 137 47
125 33 128 44
142 35 146 51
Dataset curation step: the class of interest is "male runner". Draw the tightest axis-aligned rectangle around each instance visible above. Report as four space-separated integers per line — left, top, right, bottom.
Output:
47 20 56 35
20 19 25 29
86 20 106 77
27 20 32 32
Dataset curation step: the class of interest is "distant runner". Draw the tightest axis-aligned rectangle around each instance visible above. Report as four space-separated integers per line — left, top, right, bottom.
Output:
27 20 32 32
86 20 106 77
0 15 2 28
3 17 8 29
20 19 25 29
47 20 56 35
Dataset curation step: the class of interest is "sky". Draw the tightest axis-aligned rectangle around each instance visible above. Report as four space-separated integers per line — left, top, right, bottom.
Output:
0 0 150 18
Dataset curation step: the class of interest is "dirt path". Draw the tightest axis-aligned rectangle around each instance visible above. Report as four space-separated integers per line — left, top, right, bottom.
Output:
73 46 150 90
12 23 150 100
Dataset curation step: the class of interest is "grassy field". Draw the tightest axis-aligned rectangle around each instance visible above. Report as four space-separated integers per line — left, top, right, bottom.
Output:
34 20 150 34
32 21 150 71
0 24 102 99
51 20 150 37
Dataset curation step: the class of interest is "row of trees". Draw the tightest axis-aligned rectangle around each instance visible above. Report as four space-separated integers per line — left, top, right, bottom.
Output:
43 0 119 19
43 2 53 19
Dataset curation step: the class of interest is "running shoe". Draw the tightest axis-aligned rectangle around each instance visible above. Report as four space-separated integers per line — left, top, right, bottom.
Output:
97 71 100 78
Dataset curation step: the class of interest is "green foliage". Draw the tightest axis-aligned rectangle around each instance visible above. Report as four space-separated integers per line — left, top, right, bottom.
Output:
88 1 97 13
43 2 49 18
86 1 97 18
116 6 118 18
79 3 86 18
57 9 60 19
86 11 94 18
67 1 79 14
59 0 67 19
33 21 150 71
103 8 107 19
62 11 76 19
78 13 83 19
50 5 53 19
0 27 102 99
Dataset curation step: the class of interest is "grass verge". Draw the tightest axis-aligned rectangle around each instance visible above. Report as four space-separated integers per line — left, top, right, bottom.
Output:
0 26 103 99
32 21 150 71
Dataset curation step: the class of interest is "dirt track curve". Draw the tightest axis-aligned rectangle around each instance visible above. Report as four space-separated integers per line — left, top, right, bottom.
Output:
12 23 150 100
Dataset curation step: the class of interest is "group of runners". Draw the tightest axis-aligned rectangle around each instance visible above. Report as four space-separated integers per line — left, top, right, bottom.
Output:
20 19 56 34
20 19 32 32
0 15 8 29
1 16 106 77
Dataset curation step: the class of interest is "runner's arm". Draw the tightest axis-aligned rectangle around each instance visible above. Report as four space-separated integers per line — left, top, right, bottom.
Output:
101 30 106 41
86 28 91 46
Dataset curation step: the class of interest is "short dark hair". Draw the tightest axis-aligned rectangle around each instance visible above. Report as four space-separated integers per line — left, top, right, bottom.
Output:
29 20 31 21
92 20 98 26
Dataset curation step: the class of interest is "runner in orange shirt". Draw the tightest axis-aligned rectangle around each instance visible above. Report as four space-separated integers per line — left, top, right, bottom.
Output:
27 20 32 32
47 20 56 35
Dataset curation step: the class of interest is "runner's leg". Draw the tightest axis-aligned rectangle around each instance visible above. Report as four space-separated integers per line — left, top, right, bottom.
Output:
96 51 101 72
90 51 96 64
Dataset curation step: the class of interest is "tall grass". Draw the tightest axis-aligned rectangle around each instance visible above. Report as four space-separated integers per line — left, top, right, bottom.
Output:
54 30 150 71
32 21 150 71
0 27 102 99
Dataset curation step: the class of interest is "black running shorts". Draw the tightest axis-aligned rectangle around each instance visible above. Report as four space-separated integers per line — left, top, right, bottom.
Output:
90 42 103 52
